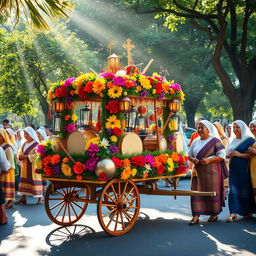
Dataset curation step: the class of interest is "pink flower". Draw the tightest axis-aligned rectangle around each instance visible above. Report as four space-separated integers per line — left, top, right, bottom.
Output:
64 123 76 133
170 83 181 91
36 145 45 156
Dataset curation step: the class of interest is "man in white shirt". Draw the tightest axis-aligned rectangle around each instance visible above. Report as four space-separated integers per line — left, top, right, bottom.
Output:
0 147 11 224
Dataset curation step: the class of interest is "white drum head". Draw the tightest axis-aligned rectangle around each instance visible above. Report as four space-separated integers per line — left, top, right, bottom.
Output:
159 137 167 151
119 133 143 155
67 131 86 154
175 132 184 152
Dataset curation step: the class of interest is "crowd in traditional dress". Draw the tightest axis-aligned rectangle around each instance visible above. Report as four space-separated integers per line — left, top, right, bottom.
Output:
0 118 256 226
0 120 53 225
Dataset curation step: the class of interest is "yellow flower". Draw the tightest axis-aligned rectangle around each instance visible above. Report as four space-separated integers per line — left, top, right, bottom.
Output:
179 90 185 101
110 135 117 143
85 137 100 150
75 74 88 88
131 168 137 176
107 85 123 98
123 91 128 96
162 82 170 94
167 158 174 172
152 89 156 94
152 72 160 77
106 115 121 129
130 76 136 81
139 76 151 89
121 167 132 180
47 87 54 100
71 114 78 121
169 119 177 131
61 163 73 177
93 78 106 95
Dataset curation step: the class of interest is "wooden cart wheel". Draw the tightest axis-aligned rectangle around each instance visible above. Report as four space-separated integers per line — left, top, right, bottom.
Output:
45 183 89 226
97 178 140 236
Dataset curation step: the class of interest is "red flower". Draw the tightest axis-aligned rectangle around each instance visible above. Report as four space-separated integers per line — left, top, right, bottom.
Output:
148 77 154 85
42 156 52 166
113 127 121 136
76 175 83 180
105 100 120 114
84 81 94 93
176 166 186 174
43 165 54 176
73 162 86 174
112 157 123 169
155 83 163 94
157 165 165 175
131 156 146 167
125 80 135 88
96 121 102 131
99 172 107 181
78 87 87 100
55 86 67 97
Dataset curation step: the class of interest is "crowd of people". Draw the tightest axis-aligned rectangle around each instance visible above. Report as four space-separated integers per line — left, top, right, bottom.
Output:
0 120 52 225
188 119 256 225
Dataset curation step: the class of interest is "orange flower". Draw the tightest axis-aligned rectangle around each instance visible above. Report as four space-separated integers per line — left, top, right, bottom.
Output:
154 156 162 168
143 172 148 179
158 154 168 164
123 158 131 168
51 154 61 165
62 157 69 163
70 90 74 96
92 79 106 95
171 152 180 162
121 168 132 180
107 81 114 88
169 88 175 95
136 86 142 92
65 115 70 121
76 175 83 180
73 162 86 174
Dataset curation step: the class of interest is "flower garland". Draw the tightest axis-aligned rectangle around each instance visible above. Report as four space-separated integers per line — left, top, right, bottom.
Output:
36 139 189 181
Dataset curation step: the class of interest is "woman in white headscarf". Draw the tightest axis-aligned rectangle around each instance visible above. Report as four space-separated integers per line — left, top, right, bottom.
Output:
248 120 256 208
226 120 255 222
188 120 227 225
36 128 47 142
15 127 43 205
225 124 232 138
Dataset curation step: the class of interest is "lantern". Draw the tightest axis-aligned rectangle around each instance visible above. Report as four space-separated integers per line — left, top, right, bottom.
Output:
53 114 62 133
149 114 156 122
138 105 147 115
80 105 90 128
126 105 138 132
119 97 131 114
168 114 180 132
51 100 65 113
136 115 146 132
169 100 181 113
107 54 122 73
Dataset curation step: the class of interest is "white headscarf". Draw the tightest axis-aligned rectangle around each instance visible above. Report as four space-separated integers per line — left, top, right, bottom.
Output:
249 120 256 126
199 120 221 141
24 127 40 144
225 124 232 137
230 120 253 142
37 128 47 141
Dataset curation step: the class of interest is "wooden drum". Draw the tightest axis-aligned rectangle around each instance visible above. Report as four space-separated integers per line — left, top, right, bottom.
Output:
143 136 167 151
118 133 143 155
171 132 184 152
66 130 98 154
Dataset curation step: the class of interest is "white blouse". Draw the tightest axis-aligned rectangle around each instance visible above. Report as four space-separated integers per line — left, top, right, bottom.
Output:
189 136 226 159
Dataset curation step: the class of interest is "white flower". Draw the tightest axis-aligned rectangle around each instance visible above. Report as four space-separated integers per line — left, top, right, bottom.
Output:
100 138 110 148
144 164 152 172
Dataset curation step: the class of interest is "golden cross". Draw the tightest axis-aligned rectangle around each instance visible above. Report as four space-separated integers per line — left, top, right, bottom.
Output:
122 38 135 65
108 40 115 55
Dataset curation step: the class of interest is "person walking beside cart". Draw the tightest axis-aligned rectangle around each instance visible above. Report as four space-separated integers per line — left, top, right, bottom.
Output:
0 128 16 209
226 120 255 222
188 120 227 225
0 146 10 224
15 127 44 205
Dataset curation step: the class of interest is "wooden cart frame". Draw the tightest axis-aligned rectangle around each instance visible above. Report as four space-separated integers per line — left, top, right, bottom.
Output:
43 175 215 236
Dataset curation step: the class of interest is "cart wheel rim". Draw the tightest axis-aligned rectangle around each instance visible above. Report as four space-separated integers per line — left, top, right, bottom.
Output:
45 183 89 226
97 178 140 236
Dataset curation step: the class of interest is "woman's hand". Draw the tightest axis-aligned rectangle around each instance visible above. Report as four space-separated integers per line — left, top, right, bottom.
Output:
199 158 211 165
227 152 234 159
248 147 256 154
233 151 241 157
18 153 27 160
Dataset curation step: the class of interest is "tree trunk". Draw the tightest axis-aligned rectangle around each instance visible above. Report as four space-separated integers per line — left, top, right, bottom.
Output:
184 100 200 128
41 104 52 127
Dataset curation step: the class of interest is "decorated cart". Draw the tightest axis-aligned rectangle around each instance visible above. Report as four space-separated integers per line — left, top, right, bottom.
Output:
37 40 215 236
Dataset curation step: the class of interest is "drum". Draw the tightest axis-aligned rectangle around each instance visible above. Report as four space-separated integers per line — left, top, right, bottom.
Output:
118 133 143 155
50 135 62 151
143 136 167 151
66 130 98 154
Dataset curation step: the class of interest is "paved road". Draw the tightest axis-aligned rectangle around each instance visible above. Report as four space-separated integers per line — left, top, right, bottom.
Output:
0 180 256 256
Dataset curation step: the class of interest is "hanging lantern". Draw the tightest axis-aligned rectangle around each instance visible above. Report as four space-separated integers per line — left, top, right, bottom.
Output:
119 97 131 114
156 107 163 115
53 114 62 133
80 104 90 128
51 99 65 113
136 115 146 132
149 113 156 122
138 105 147 115
169 100 181 113
168 114 180 132
126 105 138 132
107 54 122 73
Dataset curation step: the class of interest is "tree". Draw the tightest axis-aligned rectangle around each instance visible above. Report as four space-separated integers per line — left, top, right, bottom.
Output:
0 25 98 125
132 0 256 123
0 0 72 31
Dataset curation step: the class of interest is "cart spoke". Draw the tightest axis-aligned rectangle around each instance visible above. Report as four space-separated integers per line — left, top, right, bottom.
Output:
103 207 117 218
120 210 125 230
104 192 117 204
122 210 132 223
48 198 64 200
124 196 137 205
50 200 64 211
121 181 128 201
122 187 135 202
67 203 71 223
61 204 68 222
55 190 65 197
114 211 119 232
54 202 66 219
110 184 118 202
72 201 84 210
69 201 78 218
106 210 117 228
